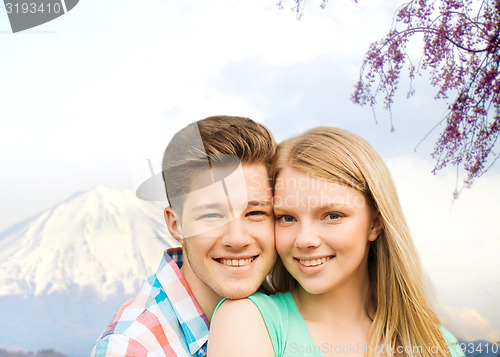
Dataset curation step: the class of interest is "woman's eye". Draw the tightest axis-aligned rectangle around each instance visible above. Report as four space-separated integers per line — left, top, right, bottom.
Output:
324 213 342 221
276 215 295 223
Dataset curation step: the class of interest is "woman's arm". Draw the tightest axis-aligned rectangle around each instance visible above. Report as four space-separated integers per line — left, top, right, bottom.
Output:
207 298 275 357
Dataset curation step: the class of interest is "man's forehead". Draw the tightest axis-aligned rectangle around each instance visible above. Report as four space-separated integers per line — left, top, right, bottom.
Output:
189 165 246 190
182 164 271 210
180 164 245 201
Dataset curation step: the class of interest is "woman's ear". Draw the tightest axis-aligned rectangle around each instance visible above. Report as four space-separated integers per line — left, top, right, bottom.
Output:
368 210 383 242
164 207 183 244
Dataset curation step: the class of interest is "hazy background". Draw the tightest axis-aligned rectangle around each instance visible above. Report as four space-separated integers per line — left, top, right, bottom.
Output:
1 0 499 347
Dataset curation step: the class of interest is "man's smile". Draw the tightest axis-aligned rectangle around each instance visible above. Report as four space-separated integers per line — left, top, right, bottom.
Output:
215 256 258 267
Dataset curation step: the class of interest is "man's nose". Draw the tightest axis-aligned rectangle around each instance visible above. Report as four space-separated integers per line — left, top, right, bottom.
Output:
220 217 252 249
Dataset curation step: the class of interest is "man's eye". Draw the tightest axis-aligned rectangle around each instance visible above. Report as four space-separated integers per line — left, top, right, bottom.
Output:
276 215 295 223
324 213 342 221
247 210 267 216
246 210 272 221
198 213 224 220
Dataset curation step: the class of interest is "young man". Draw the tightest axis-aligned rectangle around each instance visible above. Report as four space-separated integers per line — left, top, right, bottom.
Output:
91 116 277 356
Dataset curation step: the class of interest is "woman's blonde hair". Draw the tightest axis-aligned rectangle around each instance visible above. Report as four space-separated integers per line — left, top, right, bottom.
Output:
271 127 451 357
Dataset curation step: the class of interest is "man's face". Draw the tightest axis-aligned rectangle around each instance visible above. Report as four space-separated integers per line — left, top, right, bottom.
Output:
177 163 276 300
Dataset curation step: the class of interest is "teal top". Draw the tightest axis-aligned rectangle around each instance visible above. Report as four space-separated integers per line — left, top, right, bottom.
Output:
214 292 465 357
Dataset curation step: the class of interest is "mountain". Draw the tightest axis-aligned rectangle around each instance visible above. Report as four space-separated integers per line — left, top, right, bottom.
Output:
0 187 179 355
0 186 178 298
0 187 498 356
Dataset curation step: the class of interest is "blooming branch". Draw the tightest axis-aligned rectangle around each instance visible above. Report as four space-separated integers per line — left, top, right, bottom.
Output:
352 0 500 192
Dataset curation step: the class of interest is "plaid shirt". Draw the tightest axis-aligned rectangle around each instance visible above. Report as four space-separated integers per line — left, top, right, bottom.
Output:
91 247 210 357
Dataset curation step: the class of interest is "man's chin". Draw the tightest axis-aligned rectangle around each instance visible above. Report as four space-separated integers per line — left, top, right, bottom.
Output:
219 286 259 300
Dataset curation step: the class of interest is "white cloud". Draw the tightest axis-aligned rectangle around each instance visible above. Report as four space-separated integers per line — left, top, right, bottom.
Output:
439 305 500 342
0 1 499 343
386 156 500 337
0 0 418 230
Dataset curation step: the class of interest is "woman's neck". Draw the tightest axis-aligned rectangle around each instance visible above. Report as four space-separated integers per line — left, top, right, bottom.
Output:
293 272 374 326
292 277 374 356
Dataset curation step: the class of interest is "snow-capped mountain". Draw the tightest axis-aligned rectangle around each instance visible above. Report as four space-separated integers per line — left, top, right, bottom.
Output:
0 186 178 298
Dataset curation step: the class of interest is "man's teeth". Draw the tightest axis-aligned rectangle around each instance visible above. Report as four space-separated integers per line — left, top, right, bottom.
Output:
219 257 255 266
299 256 334 267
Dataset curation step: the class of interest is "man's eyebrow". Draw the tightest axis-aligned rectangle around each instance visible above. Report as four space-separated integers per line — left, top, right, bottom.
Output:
248 200 273 207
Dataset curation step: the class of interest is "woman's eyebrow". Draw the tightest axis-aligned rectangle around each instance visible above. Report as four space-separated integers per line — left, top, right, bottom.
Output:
273 201 352 213
317 202 351 210
272 206 289 213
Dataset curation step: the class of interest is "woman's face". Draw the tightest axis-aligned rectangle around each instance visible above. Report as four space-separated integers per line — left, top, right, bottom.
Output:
273 167 381 296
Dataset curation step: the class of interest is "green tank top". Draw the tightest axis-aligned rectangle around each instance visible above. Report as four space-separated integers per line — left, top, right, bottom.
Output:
215 291 466 357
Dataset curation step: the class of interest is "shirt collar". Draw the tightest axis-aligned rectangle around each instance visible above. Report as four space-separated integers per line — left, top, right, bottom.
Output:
158 247 210 355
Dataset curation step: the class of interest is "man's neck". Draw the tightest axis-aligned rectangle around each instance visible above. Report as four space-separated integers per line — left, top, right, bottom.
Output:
180 264 222 322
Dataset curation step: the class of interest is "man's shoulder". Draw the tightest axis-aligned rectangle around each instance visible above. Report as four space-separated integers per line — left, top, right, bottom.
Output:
91 293 161 356
92 274 174 350
100 282 165 334
91 333 147 356
92 249 209 356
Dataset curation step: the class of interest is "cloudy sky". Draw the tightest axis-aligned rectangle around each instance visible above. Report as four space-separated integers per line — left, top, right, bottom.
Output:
1 0 499 342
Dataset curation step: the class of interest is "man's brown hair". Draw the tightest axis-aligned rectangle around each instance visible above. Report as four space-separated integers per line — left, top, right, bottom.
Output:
162 115 276 214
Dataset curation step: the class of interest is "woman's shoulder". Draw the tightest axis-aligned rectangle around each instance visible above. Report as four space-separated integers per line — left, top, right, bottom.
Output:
213 291 293 326
209 292 294 356
248 291 292 306
249 291 296 318
213 296 263 320
208 295 276 357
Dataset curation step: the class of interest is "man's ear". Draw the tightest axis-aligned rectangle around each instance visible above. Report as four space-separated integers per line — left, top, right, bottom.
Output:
164 206 183 244
368 210 383 242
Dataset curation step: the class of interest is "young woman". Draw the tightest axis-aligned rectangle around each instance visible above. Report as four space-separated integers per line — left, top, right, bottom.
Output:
208 127 464 357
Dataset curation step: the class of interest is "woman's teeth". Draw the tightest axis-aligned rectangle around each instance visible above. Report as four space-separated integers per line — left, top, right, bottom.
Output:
299 256 334 267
